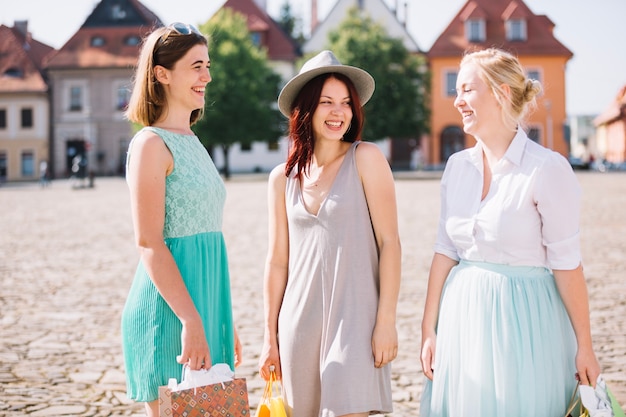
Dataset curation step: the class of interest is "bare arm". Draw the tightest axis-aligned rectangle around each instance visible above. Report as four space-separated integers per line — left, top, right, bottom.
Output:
127 131 209 370
553 265 601 386
420 253 458 380
258 164 289 380
356 143 402 368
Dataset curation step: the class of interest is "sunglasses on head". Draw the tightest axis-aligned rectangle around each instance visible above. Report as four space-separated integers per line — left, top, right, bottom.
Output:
168 22 202 36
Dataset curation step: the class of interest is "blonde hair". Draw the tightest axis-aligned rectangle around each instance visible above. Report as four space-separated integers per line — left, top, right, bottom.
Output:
460 48 542 129
125 26 208 127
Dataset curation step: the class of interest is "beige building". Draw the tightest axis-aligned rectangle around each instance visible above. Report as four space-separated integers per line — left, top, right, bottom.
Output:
45 0 161 178
0 22 54 182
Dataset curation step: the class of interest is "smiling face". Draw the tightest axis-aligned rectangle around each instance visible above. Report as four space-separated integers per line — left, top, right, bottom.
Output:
312 76 353 143
453 62 503 139
157 43 211 112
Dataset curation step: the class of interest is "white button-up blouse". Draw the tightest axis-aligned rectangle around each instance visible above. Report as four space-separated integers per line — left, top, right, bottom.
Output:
434 128 582 270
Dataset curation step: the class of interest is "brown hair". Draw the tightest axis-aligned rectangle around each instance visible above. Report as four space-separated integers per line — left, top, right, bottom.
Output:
125 26 208 127
285 73 365 178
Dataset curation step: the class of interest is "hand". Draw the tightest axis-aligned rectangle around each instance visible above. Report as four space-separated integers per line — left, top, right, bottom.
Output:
575 345 601 387
233 326 243 368
258 338 281 381
177 318 211 370
371 322 398 368
420 330 436 380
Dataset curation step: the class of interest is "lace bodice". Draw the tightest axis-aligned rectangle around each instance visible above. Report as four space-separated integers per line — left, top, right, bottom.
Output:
128 127 226 238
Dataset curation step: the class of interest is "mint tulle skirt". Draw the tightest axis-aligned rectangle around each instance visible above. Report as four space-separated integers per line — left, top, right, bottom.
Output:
121 232 235 402
421 260 578 417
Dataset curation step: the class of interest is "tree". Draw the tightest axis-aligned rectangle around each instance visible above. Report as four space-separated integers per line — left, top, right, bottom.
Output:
194 9 283 178
327 7 430 142
277 1 305 47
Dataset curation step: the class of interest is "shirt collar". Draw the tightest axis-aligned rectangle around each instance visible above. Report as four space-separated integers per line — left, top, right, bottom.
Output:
467 127 528 170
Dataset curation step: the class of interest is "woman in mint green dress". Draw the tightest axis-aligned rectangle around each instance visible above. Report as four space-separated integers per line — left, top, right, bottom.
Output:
121 23 241 417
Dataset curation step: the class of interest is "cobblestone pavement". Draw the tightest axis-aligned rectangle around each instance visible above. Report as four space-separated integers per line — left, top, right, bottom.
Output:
0 172 624 416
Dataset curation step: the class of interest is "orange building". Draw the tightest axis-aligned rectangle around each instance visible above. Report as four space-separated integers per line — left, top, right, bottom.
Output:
426 0 572 165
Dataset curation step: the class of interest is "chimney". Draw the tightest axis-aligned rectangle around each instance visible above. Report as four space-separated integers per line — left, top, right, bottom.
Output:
403 1 408 28
14 20 29 37
311 0 318 33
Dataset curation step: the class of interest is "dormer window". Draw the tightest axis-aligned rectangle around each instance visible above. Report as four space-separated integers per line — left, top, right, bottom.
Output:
506 19 527 41
124 35 141 46
112 5 127 20
465 19 486 42
4 67 23 77
250 32 261 47
91 36 105 47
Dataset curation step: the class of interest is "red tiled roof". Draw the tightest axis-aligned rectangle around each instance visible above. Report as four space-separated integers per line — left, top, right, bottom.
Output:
45 0 162 69
594 85 626 126
0 24 54 93
222 0 299 61
45 26 155 69
428 0 573 58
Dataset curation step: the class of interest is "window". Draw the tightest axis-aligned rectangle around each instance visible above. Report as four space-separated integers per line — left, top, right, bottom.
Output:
528 127 541 143
250 32 261 47
268 140 279 151
91 36 105 47
506 19 527 41
124 35 141 46
445 71 458 97
116 87 130 111
70 86 82 111
0 152 7 179
21 108 33 128
527 69 541 84
21 151 34 176
0 109 6 129
240 143 252 152
4 67 23 77
465 19 485 42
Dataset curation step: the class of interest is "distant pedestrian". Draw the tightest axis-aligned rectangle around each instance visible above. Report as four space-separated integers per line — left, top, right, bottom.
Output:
39 160 49 187
420 47 601 417
121 22 242 417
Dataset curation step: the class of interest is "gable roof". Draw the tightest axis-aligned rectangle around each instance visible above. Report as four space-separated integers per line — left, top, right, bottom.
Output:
45 0 162 70
594 85 626 126
429 0 573 58
303 0 420 54
221 0 299 61
0 22 54 93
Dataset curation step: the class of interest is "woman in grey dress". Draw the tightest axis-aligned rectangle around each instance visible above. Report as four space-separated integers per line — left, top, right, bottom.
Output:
258 50 402 417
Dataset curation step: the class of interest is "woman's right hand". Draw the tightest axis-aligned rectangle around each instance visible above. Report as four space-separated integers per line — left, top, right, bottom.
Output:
177 317 211 371
420 329 437 380
258 339 281 381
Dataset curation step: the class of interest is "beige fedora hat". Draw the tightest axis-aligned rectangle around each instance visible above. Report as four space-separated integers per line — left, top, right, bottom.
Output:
277 50 375 117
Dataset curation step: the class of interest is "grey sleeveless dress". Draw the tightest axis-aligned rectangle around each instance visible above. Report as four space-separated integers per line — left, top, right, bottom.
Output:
278 141 392 417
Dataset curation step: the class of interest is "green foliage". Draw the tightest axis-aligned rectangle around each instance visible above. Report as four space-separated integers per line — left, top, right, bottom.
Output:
277 1 305 47
327 7 430 141
193 9 283 176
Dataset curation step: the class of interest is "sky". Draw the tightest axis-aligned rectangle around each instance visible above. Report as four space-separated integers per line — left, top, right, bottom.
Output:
2 0 625 116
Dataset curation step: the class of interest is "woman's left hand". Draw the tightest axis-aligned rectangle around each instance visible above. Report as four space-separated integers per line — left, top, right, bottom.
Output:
233 326 243 368
371 322 398 368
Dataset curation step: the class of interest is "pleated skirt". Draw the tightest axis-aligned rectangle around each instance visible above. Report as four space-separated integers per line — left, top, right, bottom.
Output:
420 260 577 417
121 232 235 402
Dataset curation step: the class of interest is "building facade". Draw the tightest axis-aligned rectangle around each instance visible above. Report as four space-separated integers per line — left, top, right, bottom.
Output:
0 22 54 182
45 0 161 178
427 0 573 165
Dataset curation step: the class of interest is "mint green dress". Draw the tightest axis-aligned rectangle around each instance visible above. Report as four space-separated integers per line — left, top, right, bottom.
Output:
121 127 235 402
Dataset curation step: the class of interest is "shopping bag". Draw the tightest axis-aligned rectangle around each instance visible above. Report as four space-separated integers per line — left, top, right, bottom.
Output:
567 374 625 417
159 363 250 417
256 366 287 417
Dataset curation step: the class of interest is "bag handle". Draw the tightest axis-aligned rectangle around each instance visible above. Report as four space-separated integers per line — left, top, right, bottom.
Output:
262 365 282 401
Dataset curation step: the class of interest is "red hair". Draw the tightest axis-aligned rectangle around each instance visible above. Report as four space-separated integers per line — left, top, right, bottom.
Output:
284 73 365 178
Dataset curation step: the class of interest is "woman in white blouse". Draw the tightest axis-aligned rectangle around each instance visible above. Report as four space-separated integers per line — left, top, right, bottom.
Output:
419 48 601 417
